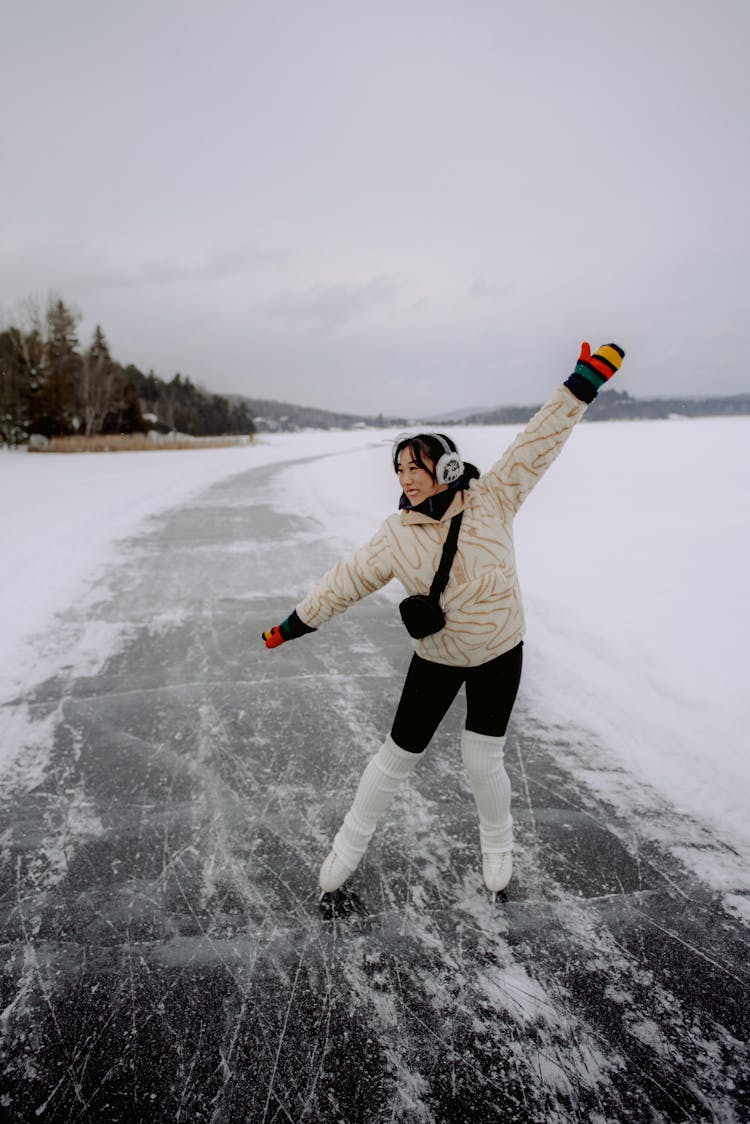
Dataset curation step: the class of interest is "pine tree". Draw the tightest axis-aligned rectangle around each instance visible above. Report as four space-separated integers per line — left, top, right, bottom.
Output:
37 298 81 436
78 324 117 435
0 328 29 444
0 308 46 444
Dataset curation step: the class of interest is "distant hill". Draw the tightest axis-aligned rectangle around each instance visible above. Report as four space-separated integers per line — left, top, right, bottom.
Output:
228 389 750 433
228 395 409 432
422 404 490 423
443 388 750 425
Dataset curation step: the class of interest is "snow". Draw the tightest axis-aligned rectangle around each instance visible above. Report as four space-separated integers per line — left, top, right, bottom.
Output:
1 415 749 903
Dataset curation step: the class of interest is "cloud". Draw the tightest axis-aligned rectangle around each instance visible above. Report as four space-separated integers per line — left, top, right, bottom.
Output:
469 277 513 300
76 243 288 292
262 274 407 331
0 226 287 300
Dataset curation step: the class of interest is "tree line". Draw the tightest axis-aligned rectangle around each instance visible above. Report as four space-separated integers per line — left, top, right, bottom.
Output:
0 297 255 446
455 386 750 426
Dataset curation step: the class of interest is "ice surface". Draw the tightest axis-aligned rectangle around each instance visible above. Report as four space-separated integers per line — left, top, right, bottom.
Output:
1 422 749 1121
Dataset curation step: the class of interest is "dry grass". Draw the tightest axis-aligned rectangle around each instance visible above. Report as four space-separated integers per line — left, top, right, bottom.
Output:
30 433 255 453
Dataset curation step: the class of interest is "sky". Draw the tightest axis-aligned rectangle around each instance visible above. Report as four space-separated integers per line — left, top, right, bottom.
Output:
2 0 749 416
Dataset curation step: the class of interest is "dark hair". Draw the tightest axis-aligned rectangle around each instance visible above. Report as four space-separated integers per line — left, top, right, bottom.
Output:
393 435 449 481
393 433 440 478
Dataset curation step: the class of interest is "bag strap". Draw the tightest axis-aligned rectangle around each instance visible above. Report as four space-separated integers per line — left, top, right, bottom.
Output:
428 510 464 602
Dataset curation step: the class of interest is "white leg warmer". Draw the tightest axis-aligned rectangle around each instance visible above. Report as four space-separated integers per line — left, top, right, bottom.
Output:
319 735 424 892
460 729 513 854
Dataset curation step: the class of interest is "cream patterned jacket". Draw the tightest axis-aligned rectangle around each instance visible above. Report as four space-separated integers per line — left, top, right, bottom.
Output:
296 386 588 667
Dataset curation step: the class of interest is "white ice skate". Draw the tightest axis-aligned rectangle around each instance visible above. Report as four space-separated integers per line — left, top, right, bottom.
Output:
482 850 513 901
319 848 358 895
461 728 514 901
319 735 424 896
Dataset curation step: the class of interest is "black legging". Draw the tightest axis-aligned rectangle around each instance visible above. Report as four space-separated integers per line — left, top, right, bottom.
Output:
390 642 523 754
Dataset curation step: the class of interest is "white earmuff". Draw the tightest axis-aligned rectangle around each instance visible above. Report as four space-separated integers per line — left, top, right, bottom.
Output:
432 434 464 485
392 432 464 485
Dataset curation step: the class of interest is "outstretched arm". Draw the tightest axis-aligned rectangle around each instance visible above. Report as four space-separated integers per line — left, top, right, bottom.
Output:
262 524 395 649
484 341 625 515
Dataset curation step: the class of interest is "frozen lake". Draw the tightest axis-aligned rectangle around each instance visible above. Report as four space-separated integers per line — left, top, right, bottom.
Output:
1 427 748 1121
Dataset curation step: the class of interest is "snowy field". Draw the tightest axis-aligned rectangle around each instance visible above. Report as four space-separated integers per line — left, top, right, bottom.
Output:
2 415 749 904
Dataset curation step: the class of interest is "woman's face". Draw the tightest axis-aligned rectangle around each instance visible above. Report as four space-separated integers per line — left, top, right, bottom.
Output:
397 447 449 505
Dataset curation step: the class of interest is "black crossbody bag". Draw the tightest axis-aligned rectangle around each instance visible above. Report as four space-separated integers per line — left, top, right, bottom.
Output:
399 511 464 639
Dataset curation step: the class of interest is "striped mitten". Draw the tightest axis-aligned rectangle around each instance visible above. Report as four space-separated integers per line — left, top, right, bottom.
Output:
565 341 625 403
262 609 316 649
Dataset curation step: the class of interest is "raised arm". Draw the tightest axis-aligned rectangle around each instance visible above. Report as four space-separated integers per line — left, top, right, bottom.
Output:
483 341 625 515
262 524 395 649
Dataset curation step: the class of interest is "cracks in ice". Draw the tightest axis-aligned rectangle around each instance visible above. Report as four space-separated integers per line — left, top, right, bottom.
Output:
2 452 749 1123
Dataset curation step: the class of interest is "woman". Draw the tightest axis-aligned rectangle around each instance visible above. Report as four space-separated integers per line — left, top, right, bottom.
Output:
262 342 625 898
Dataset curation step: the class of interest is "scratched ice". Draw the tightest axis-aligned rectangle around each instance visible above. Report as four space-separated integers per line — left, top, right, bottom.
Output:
0 460 748 1123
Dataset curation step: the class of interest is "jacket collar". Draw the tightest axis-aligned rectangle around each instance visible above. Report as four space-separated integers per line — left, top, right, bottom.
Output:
400 489 467 525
